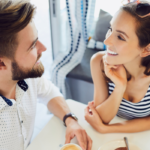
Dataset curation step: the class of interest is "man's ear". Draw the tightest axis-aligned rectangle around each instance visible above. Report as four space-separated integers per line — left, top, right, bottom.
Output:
140 44 150 57
0 58 6 70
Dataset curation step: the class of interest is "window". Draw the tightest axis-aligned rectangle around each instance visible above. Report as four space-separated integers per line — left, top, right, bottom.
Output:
31 0 52 79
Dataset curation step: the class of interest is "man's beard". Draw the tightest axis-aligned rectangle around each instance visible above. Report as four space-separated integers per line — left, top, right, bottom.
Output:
11 55 44 81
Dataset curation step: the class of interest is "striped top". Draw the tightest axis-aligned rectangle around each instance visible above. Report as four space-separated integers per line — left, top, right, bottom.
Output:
108 82 150 120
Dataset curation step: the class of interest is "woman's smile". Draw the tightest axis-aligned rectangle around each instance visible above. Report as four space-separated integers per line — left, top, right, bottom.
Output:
107 49 118 56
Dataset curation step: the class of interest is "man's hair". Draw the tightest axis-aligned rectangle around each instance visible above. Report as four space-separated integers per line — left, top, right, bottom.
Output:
0 0 36 59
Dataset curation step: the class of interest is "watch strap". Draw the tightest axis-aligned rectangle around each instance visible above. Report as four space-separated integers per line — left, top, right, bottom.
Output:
63 113 77 127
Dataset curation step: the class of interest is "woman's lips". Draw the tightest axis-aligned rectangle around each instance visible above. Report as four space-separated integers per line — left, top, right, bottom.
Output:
107 49 118 56
107 52 118 56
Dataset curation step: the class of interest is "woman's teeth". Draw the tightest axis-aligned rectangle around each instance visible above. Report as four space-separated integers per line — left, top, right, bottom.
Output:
107 49 118 55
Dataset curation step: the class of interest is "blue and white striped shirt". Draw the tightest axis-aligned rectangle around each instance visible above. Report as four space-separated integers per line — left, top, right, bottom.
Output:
108 82 150 120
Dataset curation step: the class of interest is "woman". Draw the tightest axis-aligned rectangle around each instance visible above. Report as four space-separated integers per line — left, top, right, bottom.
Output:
84 0 150 133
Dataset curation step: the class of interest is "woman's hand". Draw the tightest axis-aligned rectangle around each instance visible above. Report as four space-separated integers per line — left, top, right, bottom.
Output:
103 55 127 87
84 102 106 133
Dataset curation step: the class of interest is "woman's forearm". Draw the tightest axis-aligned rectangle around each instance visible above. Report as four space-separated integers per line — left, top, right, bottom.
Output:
103 116 150 133
95 86 126 124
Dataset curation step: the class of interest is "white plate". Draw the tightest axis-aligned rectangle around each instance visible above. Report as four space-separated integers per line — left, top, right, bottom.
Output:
98 140 141 150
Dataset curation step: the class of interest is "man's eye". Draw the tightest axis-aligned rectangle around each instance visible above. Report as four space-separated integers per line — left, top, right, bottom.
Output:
31 43 36 49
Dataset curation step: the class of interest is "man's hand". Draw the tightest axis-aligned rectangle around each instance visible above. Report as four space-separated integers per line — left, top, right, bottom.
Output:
65 118 92 150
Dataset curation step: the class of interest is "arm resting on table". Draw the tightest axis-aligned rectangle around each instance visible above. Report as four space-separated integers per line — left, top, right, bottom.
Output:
47 97 93 150
90 52 126 124
95 86 125 124
102 116 150 133
47 97 77 126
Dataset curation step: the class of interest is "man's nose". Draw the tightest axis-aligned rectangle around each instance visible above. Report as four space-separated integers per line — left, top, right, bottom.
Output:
38 41 47 53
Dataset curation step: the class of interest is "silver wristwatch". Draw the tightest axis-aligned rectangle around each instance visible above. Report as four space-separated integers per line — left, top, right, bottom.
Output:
63 113 78 127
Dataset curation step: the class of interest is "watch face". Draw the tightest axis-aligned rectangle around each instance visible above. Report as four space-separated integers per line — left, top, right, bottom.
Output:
72 113 78 120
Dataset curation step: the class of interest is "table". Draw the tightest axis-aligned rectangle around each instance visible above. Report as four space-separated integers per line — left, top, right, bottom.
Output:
26 100 150 150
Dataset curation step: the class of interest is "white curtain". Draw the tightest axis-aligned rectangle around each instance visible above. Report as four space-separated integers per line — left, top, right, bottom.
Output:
51 0 96 98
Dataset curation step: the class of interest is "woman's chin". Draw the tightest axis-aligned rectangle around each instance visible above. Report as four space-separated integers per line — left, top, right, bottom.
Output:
105 58 118 65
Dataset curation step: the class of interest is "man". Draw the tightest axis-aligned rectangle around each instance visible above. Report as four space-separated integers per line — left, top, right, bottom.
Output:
0 0 92 150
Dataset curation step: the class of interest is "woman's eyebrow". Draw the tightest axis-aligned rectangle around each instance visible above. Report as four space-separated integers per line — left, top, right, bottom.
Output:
116 30 129 38
110 21 129 38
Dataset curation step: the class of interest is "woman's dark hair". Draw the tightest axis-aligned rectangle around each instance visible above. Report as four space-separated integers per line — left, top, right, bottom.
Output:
0 0 36 59
105 1 150 83
121 2 150 76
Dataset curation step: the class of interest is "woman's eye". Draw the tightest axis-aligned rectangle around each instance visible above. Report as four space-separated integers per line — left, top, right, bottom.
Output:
118 35 125 41
106 27 125 41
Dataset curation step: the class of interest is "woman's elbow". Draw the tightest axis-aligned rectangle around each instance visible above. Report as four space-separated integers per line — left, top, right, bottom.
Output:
95 106 112 124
